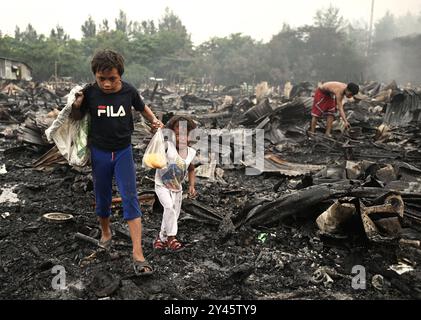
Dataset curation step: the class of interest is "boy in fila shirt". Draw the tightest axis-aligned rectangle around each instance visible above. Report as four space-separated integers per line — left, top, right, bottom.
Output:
71 49 163 276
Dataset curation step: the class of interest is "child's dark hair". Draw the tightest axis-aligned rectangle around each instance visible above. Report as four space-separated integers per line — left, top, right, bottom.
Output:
166 115 197 132
91 49 125 76
347 82 359 96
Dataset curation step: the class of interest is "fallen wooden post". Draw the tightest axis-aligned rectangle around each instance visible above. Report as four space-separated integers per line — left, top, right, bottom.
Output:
75 232 99 246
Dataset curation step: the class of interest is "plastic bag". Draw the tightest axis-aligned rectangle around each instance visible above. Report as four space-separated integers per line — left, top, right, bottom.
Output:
73 113 90 161
142 128 167 169
45 85 90 167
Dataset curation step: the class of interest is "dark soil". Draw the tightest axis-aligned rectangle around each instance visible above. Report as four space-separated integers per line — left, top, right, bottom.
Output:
1 131 421 300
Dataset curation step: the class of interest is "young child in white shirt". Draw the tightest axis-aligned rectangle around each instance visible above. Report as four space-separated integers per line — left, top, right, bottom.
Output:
153 116 197 252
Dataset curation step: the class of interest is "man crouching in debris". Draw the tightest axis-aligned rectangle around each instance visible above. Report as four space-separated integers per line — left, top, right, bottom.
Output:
309 82 359 136
71 49 164 276
153 116 197 252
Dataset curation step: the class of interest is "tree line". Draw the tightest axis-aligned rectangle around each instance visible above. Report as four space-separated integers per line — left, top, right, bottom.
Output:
1 6 420 86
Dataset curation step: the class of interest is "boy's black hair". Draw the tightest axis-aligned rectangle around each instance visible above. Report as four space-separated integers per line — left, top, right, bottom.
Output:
91 49 125 76
166 115 197 132
347 82 359 96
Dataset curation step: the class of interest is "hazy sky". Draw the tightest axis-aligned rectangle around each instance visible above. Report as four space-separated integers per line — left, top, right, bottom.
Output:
1 0 420 44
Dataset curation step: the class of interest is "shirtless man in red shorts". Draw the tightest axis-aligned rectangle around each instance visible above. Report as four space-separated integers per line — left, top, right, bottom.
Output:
309 82 359 136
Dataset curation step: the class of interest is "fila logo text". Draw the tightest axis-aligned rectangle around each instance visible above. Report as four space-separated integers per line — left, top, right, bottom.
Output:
97 105 127 117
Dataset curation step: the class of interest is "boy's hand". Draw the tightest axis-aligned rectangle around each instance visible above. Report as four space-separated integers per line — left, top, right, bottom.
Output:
73 92 84 109
188 186 197 198
151 118 164 130
343 120 351 130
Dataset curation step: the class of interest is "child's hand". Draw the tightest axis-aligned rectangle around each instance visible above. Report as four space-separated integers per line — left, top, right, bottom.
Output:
188 186 197 198
73 91 84 109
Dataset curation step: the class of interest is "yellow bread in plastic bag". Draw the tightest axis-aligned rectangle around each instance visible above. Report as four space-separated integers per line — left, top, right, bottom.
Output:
144 153 166 169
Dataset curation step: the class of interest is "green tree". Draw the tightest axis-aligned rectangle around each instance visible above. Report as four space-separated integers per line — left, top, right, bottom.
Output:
156 8 192 54
303 6 363 82
0 6 397 85
143 20 157 35
131 20 157 36
100 19 110 32
50 25 69 42
193 33 268 85
82 16 97 38
115 10 131 34
21 24 39 42
314 5 345 31
268 24 309 83
151 8 193 82
124 63 153 87
14 26 21 41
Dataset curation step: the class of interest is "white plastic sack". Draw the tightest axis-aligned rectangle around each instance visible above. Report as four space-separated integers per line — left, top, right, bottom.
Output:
142 128 167 170
45 85 90 167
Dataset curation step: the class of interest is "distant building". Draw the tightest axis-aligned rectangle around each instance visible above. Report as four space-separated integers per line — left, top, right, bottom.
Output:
0 57 32 81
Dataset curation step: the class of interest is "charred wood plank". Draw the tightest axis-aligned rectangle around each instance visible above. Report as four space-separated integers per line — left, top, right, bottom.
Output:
245 183 351 227
182 199 224 223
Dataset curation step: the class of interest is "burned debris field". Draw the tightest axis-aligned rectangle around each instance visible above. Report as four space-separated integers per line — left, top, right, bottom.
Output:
1 80 421 300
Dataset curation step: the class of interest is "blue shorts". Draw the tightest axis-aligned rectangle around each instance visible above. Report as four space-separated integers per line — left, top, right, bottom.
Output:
91 145 143 221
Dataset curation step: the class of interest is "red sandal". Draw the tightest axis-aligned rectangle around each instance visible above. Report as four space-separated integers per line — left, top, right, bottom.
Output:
153 237 167 250
167 238 185 252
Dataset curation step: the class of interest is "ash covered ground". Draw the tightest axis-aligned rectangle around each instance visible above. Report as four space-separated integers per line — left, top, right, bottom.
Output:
1 81 421 300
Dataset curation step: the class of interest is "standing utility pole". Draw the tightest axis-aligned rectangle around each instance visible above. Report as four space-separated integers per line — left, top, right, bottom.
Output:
367 0 375 56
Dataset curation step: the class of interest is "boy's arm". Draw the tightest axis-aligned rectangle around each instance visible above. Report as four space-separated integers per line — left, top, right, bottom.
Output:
140 105 163 129
188 163 197 197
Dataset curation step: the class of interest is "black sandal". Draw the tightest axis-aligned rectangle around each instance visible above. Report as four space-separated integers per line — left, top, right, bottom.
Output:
99 238 112 251
133 260 154 276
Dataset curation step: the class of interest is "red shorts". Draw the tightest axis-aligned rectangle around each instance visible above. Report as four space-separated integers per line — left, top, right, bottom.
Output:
311 88 337 118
